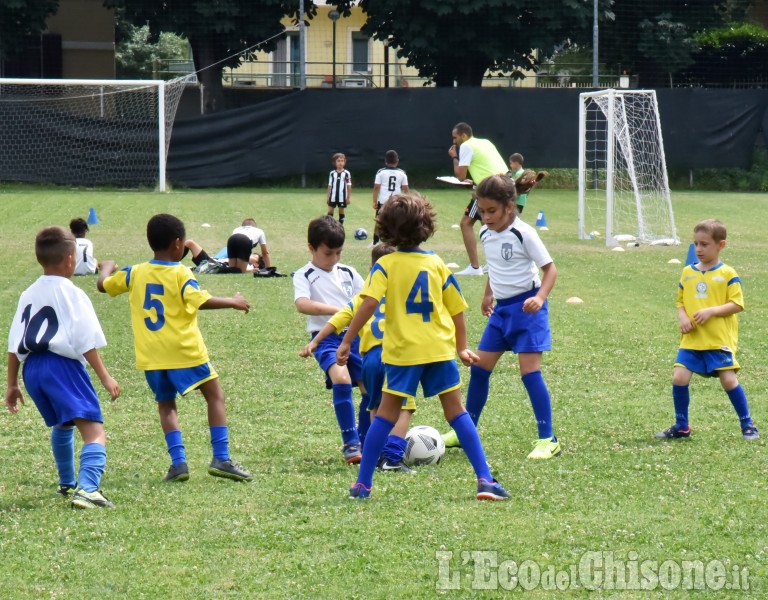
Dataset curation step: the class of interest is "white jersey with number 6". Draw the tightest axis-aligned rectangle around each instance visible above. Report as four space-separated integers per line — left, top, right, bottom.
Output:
374 167 409 205
8 276 107 364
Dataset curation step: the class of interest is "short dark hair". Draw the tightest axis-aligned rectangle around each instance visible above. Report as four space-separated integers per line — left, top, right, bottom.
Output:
308 215 345 249
371 242 396 264
376 192 436 248
36 226 75 267
694 219 727 242
476 175 518 208
509 153 524 165
69 217 89 237
332 152 346 164
147 213 186 252
453 122 473 137
241 218 257 227
384 150 399 165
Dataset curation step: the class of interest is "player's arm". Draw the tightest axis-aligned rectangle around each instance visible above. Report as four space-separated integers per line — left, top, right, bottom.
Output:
5 352 24 413
481 278 495 317
336 296 378 365
692 300 742 325
449 145 469 180
372 184 381 209
402 183 410 193
96 260 118 292
294 297 342 317
83 348 120 401
346 181 352 205
452 312 478 367
200 293 250 313
299 322 336 358
678 306 695 333
523 262 557 314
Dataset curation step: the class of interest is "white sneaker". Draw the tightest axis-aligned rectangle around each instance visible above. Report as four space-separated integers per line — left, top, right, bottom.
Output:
454 264 484 276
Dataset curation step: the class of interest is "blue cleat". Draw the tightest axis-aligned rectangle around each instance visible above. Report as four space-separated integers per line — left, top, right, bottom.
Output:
655 424 691 439
476 478 510 501
349 482 371 499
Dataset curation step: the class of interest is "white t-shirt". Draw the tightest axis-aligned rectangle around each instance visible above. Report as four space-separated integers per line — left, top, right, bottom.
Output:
231 225 267 248
374 167 408 205
293 261 364 332
8 275 107 365
74 238 98 275
479 217 553 300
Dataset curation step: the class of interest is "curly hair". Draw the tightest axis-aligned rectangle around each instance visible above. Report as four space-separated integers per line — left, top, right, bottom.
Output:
147 213 186 252
375 192 436 248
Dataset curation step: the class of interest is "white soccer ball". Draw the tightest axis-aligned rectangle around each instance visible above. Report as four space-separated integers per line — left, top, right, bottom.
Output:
403 425 445 466
354 227 368 240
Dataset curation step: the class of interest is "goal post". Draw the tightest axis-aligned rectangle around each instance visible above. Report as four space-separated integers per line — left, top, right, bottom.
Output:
578 89 679 246
0 76 192 191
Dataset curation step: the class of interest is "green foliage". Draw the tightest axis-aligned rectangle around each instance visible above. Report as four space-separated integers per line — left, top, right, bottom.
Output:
1 186 768 597
682 23 768 84
668 148 768 192
115 24 189 79
0 0 59 61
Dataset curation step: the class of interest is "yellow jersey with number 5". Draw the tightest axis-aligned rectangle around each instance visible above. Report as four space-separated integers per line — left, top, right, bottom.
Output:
361 249 467 366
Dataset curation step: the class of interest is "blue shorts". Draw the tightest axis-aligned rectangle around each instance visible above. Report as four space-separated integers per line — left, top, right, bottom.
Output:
362 346 416 410
313 331 363 388
478 290 551 354
383 360 461 399
675 348 739 377
22 352 103 427
145 363 218 401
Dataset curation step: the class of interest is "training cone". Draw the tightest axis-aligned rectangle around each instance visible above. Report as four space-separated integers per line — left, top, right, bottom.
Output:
535 210 547 228
685 243 696 266
87 208 99 225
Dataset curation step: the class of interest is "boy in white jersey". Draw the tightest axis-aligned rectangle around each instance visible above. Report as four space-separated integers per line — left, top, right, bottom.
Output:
337 192 510 501
326 153 352 225
5 226 120 509
371 150 409 245
98 213 253 483
656 219 758 441
294 215 366 463
300 243 416 473
442 175 561 460
70 217 100 275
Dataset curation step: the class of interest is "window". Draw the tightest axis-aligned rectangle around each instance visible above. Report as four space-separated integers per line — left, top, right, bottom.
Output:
351 31 370 73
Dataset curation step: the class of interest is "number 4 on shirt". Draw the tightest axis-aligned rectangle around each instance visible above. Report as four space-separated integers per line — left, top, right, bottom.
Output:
406 271 434 322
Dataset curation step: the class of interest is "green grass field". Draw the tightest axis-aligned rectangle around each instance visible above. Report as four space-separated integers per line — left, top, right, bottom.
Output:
1 184 767 598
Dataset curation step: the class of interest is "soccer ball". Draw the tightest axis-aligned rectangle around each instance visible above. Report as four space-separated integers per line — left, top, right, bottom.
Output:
403 425 445 466
354 227 368 240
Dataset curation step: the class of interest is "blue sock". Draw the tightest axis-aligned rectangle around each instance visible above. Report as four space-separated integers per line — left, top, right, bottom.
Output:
672 384 690 429
382 435 407 463
165 430 187 466
210 425 230 461
78 443 106 493
356 415 393 489
358 393 371 445
522 371 554 439
726 385 753 428
466 365 492 425
51 426 76 487
450 412 493 482
332 383 359 446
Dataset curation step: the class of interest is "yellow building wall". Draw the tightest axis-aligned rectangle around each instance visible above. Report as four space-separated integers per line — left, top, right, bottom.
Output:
47 0 115 79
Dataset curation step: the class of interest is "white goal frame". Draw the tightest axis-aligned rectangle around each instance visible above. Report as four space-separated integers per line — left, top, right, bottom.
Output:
0 77 190 191
578 89 679 246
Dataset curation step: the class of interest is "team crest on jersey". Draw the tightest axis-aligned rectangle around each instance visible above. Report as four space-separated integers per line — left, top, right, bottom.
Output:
695 280 708 298
342 281 354 297
501 243 515 262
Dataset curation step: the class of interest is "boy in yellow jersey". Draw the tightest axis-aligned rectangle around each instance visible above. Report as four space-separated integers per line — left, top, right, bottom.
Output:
337 192 510 501
98 213 254 482
656 219 758 441
300 243 417 473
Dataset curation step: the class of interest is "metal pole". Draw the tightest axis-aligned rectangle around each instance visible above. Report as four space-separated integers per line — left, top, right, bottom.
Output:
592 0 599 87
298 0 306 89
329 10 340 89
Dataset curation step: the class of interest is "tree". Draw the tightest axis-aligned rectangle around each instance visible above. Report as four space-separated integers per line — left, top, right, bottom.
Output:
104 0 314 112
115 24 189 79
0 0 59 74
338 0 598 87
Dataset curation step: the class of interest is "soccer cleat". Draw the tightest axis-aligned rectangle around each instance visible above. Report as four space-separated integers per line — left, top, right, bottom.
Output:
71 488 115 509
527 437 562 460
442 429 461 448
742 425 760 440
57 484 76 498
349 482 372 499
454 264 484 276
342 443 362 464
477 478 510 501
377 457 416 474
655 424 691 439
164 462 190 482
208 458 253 482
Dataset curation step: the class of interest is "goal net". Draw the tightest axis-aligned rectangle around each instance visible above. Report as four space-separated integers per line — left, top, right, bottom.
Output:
0 76 193 190
578 89 679 246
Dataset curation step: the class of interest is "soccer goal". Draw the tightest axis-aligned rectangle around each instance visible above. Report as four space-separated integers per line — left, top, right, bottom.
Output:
578 89 679 246
0 76 192 191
